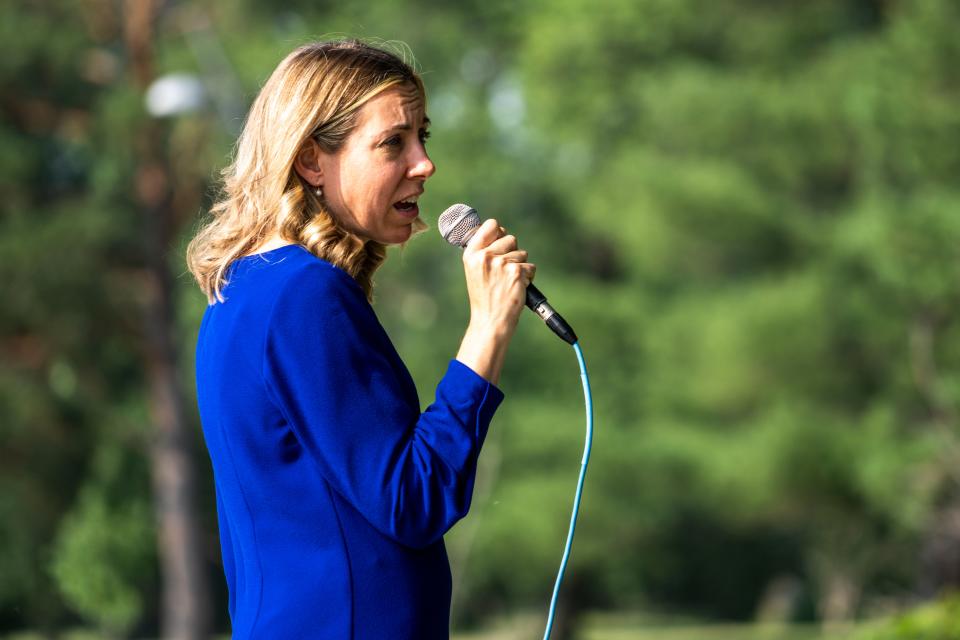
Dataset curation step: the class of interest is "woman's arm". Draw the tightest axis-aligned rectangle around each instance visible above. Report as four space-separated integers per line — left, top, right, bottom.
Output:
262 262 503 549
455 218 536 385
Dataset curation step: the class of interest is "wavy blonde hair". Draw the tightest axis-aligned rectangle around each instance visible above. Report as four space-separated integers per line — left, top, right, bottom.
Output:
187 40 428 303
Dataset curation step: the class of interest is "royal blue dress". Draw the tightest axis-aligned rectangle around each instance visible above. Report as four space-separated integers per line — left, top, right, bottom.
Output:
194 244 503 639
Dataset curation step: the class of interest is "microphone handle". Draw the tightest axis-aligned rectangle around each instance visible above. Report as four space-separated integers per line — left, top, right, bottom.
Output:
456 228 578 345
525 283 578 345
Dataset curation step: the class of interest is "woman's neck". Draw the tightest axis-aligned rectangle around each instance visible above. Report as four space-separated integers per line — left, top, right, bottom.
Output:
245 234 293 256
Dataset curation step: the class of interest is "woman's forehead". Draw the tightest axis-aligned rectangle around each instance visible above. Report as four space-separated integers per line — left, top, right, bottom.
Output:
356 85 427 129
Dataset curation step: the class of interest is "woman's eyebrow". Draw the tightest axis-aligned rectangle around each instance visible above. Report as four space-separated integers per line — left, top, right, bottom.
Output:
375 117 431 138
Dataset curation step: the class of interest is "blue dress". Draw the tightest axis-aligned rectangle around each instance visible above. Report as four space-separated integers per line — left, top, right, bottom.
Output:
194 244 503 639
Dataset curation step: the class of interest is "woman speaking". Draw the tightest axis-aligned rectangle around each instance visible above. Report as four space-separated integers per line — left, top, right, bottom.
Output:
187 40 534 638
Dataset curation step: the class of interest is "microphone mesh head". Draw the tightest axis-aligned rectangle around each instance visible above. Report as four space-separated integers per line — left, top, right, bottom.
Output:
438 203 481 247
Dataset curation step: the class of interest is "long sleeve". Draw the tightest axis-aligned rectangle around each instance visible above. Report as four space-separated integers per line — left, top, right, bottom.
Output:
261 261 503 550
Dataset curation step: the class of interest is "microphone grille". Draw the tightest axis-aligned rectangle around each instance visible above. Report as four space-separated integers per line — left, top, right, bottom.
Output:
438 203 481 247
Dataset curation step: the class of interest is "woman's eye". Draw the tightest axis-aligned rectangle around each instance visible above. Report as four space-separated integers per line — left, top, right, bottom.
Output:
419 129 431 144
384 136 402 147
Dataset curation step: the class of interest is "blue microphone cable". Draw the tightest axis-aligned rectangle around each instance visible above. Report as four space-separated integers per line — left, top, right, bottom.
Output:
434 203 593 637
542 341 594 640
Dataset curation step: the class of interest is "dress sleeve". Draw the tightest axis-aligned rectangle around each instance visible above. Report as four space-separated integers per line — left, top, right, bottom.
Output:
261 262 504 549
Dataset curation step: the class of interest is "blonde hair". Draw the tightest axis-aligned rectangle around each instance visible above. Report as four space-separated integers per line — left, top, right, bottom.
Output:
187 40 428 303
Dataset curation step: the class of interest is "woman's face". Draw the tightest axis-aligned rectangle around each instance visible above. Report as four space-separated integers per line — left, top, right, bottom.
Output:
317 84 434 245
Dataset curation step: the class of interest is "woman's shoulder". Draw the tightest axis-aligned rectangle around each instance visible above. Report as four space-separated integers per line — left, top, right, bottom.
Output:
261 246 369 319
234 244 361 294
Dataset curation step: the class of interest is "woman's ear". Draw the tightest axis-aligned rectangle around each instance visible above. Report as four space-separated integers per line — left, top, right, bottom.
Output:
293 138 324 188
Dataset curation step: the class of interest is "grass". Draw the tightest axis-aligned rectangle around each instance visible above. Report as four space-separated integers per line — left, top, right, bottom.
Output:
2 615 858 640
451 612 860 640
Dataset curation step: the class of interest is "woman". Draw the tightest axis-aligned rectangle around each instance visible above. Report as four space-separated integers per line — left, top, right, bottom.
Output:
187 40 534 639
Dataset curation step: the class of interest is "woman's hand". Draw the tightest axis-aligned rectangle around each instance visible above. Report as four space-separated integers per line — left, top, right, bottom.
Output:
463 218 536 337
455 218 536 384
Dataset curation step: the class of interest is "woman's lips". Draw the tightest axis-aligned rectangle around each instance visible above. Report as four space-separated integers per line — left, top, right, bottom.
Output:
393 201 420 219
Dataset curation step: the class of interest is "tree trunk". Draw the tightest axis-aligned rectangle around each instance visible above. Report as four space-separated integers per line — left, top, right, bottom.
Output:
818 570 859 635
547 573 587 640
142 228 212 640
125 1 212 638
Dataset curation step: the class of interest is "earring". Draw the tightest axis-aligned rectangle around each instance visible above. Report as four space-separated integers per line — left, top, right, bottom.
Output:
314 185 323 198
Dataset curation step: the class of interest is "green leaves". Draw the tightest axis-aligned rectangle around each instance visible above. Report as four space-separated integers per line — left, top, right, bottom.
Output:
5 0 960 634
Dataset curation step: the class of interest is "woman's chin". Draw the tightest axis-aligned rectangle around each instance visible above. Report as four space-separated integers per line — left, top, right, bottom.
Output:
382 224 414 246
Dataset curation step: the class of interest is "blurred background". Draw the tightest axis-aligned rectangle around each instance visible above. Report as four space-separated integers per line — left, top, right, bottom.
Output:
3 0 960 638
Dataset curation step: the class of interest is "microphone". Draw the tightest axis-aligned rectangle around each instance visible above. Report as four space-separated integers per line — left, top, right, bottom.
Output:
438 203 578 345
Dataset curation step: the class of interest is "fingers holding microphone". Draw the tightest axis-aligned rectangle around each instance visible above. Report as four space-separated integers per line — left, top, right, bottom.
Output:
466 219 534 274
518 261 537 287
463 218 504 252
439 203 578 345
462 218 536 332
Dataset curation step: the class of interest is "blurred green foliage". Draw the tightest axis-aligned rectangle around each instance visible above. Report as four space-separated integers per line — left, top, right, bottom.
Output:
855 592 960 640
2 0 959 636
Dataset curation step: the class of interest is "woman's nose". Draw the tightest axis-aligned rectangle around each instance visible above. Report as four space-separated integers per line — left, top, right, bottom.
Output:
408 147 435 180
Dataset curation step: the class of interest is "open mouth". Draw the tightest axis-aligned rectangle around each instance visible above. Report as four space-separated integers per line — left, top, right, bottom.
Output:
393 194 420 217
